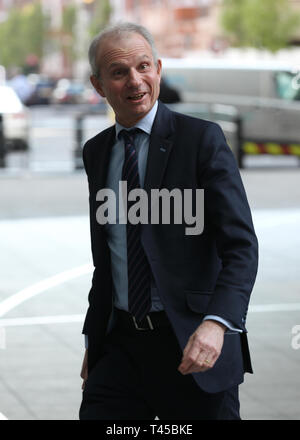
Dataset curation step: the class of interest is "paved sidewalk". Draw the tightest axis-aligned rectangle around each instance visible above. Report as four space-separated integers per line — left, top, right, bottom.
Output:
0 169 299 419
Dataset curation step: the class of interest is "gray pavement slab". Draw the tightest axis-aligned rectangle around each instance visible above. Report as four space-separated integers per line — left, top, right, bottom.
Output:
0 168 299 420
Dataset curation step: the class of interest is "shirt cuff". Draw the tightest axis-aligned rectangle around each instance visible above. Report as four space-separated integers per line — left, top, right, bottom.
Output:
84 334 88 349
203 315 243 333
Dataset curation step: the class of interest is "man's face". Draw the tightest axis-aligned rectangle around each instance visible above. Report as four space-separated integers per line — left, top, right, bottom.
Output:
91 32 162 127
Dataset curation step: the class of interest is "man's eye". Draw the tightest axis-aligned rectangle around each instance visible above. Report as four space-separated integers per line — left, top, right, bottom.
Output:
112 70 124 77
140 63 149 70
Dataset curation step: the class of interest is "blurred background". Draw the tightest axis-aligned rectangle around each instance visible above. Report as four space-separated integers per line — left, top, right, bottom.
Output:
0 0 300 420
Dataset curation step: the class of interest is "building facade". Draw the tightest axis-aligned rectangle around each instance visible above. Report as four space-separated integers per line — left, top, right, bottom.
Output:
1 0 299 77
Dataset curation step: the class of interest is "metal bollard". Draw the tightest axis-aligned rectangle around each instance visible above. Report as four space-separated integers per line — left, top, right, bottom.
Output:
74 113 84 170
0 114 6 168
235 116 244 169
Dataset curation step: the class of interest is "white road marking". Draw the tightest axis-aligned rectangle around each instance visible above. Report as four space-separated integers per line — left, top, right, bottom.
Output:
0 412 8 420
0 263 93 318
0 314 84 327
0 302 300 329
0 210 299 326
252 209 300 229
249 303 300 313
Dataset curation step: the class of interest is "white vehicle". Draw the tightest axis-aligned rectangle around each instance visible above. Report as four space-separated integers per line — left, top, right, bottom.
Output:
162 58 300 158
0 85 30 151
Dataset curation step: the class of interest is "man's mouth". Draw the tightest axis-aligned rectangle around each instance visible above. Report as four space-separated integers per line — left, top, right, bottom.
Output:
127 92 146 101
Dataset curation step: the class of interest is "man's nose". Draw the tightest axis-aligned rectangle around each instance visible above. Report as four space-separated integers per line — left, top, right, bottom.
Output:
127 68 142 88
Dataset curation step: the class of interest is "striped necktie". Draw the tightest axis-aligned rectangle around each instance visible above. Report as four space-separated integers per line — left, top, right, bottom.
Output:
120 129 151 322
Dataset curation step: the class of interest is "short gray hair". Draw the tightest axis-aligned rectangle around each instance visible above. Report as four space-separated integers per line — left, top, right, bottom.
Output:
88 22 159 78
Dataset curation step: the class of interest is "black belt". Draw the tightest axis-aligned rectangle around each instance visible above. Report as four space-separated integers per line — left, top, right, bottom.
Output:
114 308 171 331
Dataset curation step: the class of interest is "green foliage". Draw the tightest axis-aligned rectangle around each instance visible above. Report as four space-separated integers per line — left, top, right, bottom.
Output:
0 0 112 72
89 0 112 37
62 4 77 35
0 2 49 70
221 0 300 52
22 2 46 58
61 4 77 62
0 8 24 68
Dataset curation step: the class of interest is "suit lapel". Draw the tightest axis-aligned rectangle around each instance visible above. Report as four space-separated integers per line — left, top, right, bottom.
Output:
92 102 174 195
93 126 116 191
89 126 115 248
144 101 175 192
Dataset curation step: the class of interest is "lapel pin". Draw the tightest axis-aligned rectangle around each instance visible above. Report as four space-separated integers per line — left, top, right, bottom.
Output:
160 146 166 152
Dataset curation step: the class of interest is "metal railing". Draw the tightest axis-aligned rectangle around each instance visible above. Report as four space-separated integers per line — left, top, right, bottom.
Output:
73 103 300 170
0 114 5 168
167 102 244 167
73 103 244 169
74 105 110 170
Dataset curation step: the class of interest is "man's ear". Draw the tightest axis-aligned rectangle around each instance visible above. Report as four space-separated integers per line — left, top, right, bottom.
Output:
156 59 162 82
90 75 106 98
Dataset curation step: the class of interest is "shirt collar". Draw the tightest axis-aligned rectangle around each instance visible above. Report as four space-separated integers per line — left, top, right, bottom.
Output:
115 100 158 139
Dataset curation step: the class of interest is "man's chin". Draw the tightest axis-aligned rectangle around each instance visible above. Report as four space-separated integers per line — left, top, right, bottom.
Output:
126 105 151 121
115 99 156 126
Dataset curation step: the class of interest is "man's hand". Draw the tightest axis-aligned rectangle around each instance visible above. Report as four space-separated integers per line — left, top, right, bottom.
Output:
178 320 226 375
80 349 88 390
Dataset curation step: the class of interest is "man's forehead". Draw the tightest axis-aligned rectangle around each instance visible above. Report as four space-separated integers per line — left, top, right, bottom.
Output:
98 33 153 65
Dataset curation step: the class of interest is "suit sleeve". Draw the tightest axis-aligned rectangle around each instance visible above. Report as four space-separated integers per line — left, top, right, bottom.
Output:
81 140 99 337
198 122 258 330
81 141 91 336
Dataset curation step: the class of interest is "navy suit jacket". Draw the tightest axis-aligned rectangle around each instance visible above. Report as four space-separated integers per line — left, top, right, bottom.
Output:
82 101 258 393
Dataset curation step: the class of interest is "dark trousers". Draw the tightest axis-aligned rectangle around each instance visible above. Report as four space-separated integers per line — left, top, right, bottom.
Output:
79 317 240 420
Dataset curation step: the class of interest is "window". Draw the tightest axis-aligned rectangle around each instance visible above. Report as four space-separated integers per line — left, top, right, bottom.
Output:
274 70 300 101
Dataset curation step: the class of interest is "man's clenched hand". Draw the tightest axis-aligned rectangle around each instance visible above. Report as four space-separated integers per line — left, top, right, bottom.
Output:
80 349 88 390
178 320 226 375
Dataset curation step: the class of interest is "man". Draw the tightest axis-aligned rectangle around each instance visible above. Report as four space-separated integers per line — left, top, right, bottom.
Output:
79 22 258 420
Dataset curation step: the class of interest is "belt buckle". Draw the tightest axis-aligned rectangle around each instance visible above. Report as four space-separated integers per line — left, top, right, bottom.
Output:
132 315 154 331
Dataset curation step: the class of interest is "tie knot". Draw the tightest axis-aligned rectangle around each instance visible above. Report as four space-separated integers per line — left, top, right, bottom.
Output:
119 128 142 144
